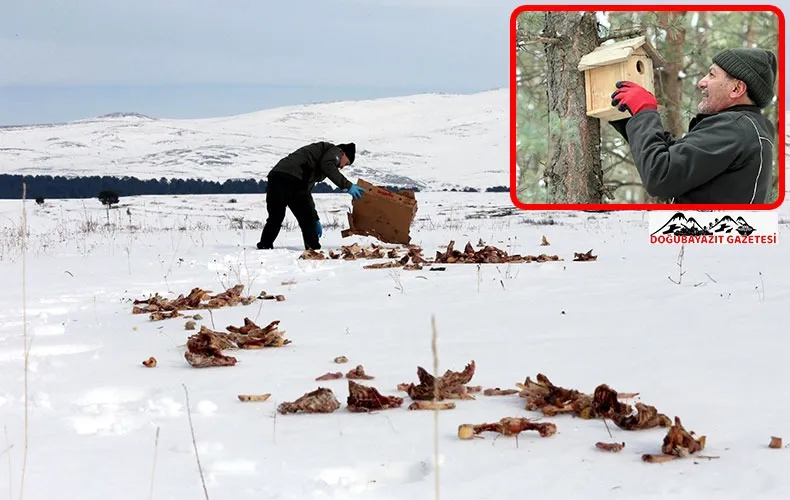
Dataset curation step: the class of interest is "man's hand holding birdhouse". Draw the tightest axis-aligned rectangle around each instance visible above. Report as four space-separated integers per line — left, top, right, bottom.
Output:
610 81 658 116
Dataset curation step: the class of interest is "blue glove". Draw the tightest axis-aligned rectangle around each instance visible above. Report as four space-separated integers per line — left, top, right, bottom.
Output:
315 220 322 238
348 184 366 199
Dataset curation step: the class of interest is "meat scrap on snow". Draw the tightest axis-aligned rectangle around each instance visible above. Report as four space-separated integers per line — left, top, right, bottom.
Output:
458 418 557 440
642 417 707 463
400 360 477 401
276 381 404 414
131 284 260 320
298 241 595 269
346 380 404 412
184 318 290 368
516 373 671 430
277 388 342 414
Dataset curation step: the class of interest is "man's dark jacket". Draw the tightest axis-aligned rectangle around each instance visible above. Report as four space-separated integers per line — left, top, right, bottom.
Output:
611 104 775 204
268 141 354 220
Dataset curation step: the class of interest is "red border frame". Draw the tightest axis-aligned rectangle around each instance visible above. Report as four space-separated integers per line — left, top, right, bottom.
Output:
509 4 786 211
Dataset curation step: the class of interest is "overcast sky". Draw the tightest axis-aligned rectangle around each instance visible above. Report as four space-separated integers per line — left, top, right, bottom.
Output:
0 0 521 87
0 0 785 124
0 0 524 124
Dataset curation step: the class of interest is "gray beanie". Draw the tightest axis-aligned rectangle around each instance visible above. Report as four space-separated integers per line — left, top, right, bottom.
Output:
712 48 777 108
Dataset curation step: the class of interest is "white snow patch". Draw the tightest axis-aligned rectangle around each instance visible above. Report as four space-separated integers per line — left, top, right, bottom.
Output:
32 392 52 410
196 400 218 415
70 413 136 436
68 388 180 436
33 323 66 336
314 456 439 496
0 343 100 362
8 307 70 318
74 387 146 406
145 397 182 417
208 459 257 474
0 320 25 330
197 442 225 455
39 296 83 304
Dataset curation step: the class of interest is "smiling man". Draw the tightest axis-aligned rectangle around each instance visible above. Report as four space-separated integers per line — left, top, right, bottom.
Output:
609 47 777 204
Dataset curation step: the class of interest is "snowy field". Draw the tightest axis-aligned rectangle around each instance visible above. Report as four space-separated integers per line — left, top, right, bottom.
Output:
0 90 507 191
0 191 788 499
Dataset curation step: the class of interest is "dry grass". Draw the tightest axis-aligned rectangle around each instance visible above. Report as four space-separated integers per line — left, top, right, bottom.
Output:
0 197 332 262
4 426 12 499
149 426 160 500
183 384 209 500
19 184 31 500
1 193 534 262
431 315 441 500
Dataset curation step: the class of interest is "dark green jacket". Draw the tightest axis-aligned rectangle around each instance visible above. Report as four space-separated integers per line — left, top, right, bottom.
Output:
611 105 775 204
268 141 354 220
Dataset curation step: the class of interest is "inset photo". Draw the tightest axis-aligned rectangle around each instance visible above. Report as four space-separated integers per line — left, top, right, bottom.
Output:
510 5 784 210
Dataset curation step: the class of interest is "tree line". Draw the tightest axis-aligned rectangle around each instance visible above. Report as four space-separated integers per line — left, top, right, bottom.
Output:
0 174 509 199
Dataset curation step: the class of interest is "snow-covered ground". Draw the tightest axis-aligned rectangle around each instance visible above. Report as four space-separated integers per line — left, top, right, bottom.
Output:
0 191 788 499
0 90 508 192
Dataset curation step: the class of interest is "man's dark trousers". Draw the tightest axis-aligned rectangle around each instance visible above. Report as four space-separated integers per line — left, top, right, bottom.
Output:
259 172 320 250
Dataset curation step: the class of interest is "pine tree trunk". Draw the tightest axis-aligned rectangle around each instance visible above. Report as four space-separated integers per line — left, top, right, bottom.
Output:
542 11 604 204
745 13 756 47
643 12 687 205
657 12 686 138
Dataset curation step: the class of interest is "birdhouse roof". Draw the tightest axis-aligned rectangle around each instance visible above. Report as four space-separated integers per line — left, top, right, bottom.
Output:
577 35 664 72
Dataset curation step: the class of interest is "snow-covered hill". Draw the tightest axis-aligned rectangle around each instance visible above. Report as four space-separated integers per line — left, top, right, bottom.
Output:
3 93 787 194
0 90 508 192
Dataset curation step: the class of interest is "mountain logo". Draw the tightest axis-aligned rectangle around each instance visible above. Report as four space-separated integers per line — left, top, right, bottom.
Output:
651 212 756 237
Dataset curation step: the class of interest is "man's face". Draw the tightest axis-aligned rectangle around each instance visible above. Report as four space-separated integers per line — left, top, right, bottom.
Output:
339 153 349 169
697 64 739 114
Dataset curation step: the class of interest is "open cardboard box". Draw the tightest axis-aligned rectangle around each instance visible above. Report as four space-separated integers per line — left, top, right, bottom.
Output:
341 178 418 245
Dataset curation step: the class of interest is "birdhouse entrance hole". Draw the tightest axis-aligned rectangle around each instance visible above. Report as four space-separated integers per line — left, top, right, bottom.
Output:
636 60 644 73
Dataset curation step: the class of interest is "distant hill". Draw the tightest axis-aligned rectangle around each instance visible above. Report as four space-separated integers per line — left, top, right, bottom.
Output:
0 90 508 193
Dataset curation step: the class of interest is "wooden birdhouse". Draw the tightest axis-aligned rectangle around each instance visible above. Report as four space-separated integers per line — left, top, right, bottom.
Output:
577 36 664 121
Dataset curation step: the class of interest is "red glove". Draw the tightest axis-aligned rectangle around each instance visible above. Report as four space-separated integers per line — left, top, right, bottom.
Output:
610 81 658 116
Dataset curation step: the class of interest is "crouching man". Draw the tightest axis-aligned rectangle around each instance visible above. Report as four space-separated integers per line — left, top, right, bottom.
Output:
257 141 366 250
609 47 777 204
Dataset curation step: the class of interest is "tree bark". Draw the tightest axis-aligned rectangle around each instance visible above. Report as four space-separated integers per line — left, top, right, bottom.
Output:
542 11 604 204
745 13 756 47
647 12 687 204
657 12 686 138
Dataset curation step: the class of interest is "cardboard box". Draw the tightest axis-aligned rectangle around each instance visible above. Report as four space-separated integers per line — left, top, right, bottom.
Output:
341 178 418 245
